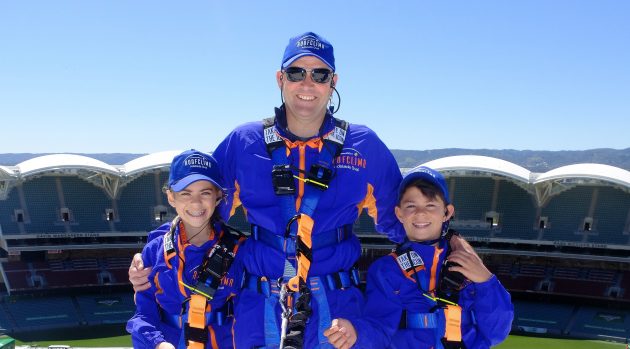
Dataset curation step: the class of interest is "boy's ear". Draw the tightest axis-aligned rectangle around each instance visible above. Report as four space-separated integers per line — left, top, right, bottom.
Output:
444 204 455 221
394 206 404 223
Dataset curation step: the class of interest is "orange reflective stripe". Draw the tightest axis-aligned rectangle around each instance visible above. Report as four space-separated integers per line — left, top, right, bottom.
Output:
288 214 314 292
429 246 443 294
177 222 188 297
296 144 306 210
229 181 242 218
187 294 207 349
443 305 462 342
208 324 219 349
357 183 378 222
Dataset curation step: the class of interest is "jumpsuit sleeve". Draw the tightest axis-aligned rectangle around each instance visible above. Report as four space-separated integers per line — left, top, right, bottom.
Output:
461 275 514 347
351 258 402 349
365 132 405 243
126 241 167 349
213 129 242 220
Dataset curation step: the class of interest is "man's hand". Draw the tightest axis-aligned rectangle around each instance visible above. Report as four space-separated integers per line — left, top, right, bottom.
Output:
324 318 357 349
447 235 492 283
129 253 151 292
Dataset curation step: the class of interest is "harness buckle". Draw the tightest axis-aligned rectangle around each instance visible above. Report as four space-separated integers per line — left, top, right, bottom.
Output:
272 165 296 195
306 164 333 190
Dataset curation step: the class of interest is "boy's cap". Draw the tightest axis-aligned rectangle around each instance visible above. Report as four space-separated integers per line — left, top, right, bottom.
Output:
168 149 224 192
282 32 335 72
399 166 450 204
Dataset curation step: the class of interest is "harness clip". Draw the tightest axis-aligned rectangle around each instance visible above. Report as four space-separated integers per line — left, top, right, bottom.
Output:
272 165 296 195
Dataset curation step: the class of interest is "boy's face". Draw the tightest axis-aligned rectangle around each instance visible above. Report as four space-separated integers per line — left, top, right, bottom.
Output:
167 180 221 232
395 186 455 243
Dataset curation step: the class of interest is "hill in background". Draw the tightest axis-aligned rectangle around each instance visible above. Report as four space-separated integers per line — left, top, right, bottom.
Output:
1 148 629 172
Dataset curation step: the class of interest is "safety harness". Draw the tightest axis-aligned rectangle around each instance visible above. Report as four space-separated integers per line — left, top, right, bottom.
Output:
162 217 245 349
248 110 349 348
393 231 469 349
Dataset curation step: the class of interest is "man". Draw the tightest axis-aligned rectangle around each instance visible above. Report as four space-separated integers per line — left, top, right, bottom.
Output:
131 32 405 348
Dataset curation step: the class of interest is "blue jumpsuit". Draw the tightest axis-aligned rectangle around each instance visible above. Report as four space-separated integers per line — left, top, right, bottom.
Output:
212 107 404 348
126 221 244 349
352 240 514 349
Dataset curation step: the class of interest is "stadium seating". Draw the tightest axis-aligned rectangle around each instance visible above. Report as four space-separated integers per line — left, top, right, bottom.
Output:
569 306 630 339
495 180 538 240
75 293 135 325
60 177 111 233
21 176 66 234
116 173 170 232
588 186 630 245
0 302 16 332
5 296 81 332
540 186 593 242
0 186 21 235
354 210 376 235
450 177 494 221
512 300 575 335
448 177 495 238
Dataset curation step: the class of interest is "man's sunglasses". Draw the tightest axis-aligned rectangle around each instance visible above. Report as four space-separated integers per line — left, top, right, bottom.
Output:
283 67 334 84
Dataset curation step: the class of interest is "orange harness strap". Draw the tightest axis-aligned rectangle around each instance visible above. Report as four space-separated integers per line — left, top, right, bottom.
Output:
186 294 208 349
443 304 462 342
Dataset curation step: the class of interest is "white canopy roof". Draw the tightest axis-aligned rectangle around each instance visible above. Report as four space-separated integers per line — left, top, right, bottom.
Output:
421 155 532 183
122 150 182 177
534 163 630 187
17 154 120 177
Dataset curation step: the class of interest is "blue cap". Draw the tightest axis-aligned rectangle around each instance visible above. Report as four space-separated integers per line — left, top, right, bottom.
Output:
399 166 450 204
282 32 335 72
168 150 224 192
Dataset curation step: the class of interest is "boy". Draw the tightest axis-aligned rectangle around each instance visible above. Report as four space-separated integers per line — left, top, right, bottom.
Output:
325 166 513 349
127 150 245 349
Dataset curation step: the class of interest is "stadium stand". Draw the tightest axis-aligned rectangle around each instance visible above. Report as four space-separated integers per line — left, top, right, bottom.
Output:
60 177 111 233
512 300 575 335
5 296 81 332
589 186 630 245
569 306 630 339
0 186 21 235
495 180 538 240
540 186 594 242
116 172 170 232
1 153 629 343
75 293 135 325
21 176 66 234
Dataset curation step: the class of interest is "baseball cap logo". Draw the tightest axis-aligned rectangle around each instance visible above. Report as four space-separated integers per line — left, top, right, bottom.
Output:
296 35 325 50
184 154 210 170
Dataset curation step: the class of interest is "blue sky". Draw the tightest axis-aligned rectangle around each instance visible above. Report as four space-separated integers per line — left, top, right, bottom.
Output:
1 1 628 153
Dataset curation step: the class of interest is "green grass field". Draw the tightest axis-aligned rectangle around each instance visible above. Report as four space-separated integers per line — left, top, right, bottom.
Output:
12 334 628 348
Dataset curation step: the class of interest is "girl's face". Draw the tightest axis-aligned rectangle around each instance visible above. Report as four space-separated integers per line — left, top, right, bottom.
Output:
167 180 221 234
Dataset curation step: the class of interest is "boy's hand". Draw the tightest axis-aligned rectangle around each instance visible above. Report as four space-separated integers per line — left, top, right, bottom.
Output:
324 318 357 349
447 235 492 283
129 253 152 292
156 342 176 349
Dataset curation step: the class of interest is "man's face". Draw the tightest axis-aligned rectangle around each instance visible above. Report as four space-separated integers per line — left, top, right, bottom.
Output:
276 55 337 128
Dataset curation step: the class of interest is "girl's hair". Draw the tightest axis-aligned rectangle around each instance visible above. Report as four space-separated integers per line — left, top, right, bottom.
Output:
398 178 446 206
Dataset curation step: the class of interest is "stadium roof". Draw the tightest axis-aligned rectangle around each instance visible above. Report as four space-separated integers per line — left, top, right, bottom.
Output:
0 165 14 179
421 155 532 183
122 150 182 177
16 154 120 177
534 163 630 187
